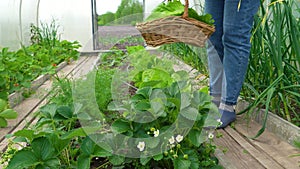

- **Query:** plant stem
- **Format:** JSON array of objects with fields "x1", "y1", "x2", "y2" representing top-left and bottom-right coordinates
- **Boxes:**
[{"x1": 96, "y1": 160, "x2": 110, "y2": 169}]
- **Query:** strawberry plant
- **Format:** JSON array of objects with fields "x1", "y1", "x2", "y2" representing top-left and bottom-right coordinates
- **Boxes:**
[
  {"x1": 71, "y1": 46, "x2": 222, "y2": 168},
  {"x1": 2, "y1": 46, "x2": 223, "y2": 169},
  {"x1": 0, "y1": 21, "x2": 81, "y2": 101},
  {"x1": 0, "y1": 99, "x2": 17, "y2": 128}
]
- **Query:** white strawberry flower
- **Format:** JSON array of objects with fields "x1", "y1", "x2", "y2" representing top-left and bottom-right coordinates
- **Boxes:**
[
  {"x1": 169, "y1": 136, "x2": 175, "y2": 144},
  {"x1": 175, "y1": 135, "x2": 183, "y2": 143},
  {"x1": 208, "y1": 133, "x2": 214, "y2": 139},
  {"x1": 217, "y1": 119, "x2": 223, "y2": 126},
  {"x1": 137, "y1": 141, "x2": 145, "y2": 152},
  {"x1": 154, "y1": 130, "x2": 159, "y2": 137}
]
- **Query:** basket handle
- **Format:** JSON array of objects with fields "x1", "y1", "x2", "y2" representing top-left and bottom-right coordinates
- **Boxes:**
[{"x1": 182, "y1": 0, "x2": 189, "y2": 19}]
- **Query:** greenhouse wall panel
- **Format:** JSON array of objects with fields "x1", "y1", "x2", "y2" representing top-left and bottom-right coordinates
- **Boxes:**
[
  {"x1": 20, "y1": 0, "x2": 39, "y2": 47},
  {"x1": 35, "y1": 0, "x2": 94, "y2": 51},
  {"x1": 0, "y1": 0, "x2": 94, "y2": 52},
  {"x1": 0, "y1": 0, "x2": 22, "y2": 50}
]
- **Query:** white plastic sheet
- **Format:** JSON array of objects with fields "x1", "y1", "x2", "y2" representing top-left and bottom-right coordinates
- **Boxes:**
[{"x1": 0, "y1": 0, "x2": 94, "y2": 52}]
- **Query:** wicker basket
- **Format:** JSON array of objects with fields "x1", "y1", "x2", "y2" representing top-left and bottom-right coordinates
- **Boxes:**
[{"x1": 136, "y1": 0, "x2": 215, "y2": 47}]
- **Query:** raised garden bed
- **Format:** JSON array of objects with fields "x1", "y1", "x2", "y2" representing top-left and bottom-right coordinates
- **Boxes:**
[
  {"x1": 1, "y1": 48, "x2": 299, "y2": 169},
  {"x1": 0, "y1": 48, "x2": 224, "y2": 169},
  {"x1": 0, "y1": 55, "x2": 99, "y2": 151},
  {"x1": 8, "y1": 60, "x2": 69, "y2": 108},
  {"x1": 236, "y1": 101, "x2": 300, "y2": 146}
]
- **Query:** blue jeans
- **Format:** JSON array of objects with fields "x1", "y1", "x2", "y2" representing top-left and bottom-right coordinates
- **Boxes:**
[{"x1": 205, "y1": 0, "x2": 260, "y2": 105}]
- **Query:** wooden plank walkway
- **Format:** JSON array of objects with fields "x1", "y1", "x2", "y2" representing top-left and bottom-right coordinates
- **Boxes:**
[
  {"x1": 170, "y1": 53, "x2": 300, "y2": 169},
  {"x1": 215, "y1": 115, "x2": 300, "y2": 169},
  {"x1": 1, "y1": 53, "x2": 300, "y2": 169}
]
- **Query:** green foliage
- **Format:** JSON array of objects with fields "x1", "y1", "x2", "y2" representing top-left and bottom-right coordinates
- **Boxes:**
[
  {"x1": 95, "y1": 69, "x2": 115, "y2": 112},
  {"x1": 102, "y1": 46, "x2": 221, "y2": 168},
  {"x1": 7, "y1": 137, "x2": 60, "y2": 169},
  {"x1": 241, "y1": 0, "x2": 300, "y2": 127},
  {"x1": 186, "y1": 8, "x2": 215, "y2": 26},
  {"x1": 160, "y1": 42, "x2": 209, "y2": 75},
  {"x1": 291, "y1": 140, "x2": 300, "y2": 162},
  {"x1": 0, "y1": 141, "x2": 19, "y2": 166},
  {"x1": 0, "y1": 21, "x2": 81, "y2": 101},
  {"x1": 98, "y1": 0, "x2": 143, "y2": 25},
  {"x1": 113, "y1": 35, "x2": 145, "y2": 49},
  {"x1": 0, "y1": 99, "x2": 17, "y2": 128},
  {"x1": 97, "y1": 12, "x2": 115, "y2": 26},
  {"x1": 30, "y1": 20, "x2": 59, "y2": 46},
  {"x1": 3, "y1": 102, "x2": 87, "y2": 168},
  {"x1": 1, "y1": 77, "x2": 96, "y2": 167},
  {"x1": 49, "y1": 78, "x2": 73, "y2": 106},
  {"x1": 2, "y1": 46, "x2": 221, "y2": 169},
  {"x1": 134, "y1": 68, "x2": 174, "y2": 88},
  {"x1": 36, "y1": 103, "x2": 77, "y2": 130},
  {"x1": 146, "y1": 0, "x2": 214, "y2": 25},
  {"x1": 100, "y1": 50, "x2": 126, "y2": 68},
  {"x1": 115, "y1": 0, "x2": 143, "y2": 24},
  {"x1": 126, "y1": 45, "x2": 174, "y2": 76},
  {"x1": 77, "y1": 137, "x2": 112, "y2": 169},
  {"x1": 146, "y1": 0, "x2": 185, "y2": 21},
  {"x1": 107, "y1": 79, "x2": 220, "y2": 168}
]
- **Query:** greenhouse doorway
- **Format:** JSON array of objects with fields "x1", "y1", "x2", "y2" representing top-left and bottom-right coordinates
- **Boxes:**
[{"x1": 94, "y1": 0, "x2": 145, "y2": 50}]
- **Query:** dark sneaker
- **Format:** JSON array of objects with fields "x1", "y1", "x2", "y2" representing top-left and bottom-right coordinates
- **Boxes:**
[{"x1": 217, "y1": 109, "x2": 236, "y2": 129}]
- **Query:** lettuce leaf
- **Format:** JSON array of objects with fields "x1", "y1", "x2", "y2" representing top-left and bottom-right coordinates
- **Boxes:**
[
  {"x1": 146, "y1": 0, "x2": 184, "y2": 21},
  {"x1": 134, "y1": 68, "x2": 173, "y2": 88},
  {"x1": 146, "y1": 0, "x2": 214, "y2": 26}
]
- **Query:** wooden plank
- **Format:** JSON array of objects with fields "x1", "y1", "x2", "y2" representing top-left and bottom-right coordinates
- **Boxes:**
[
  {"x1": 236, "y1": 101, "x2": 300, "y2": 146},
  {"x1": 224, "y1": 127, "x2": 284, "y2": 169},
  {"x1": 0, "y1": 99, "x2": 48, "y2": 152},
  {"x1": 235, "y1": 115, "x2": 300, "y2": 169},
  {"x1": 70, "y1": 55, "x2": 99, "y2": 78},
  {"x1": 214, "y1": 129, "x2": 265, "y2": 169},
  {"x1": 58, "y1": 56, "x2": 90, "y2": 78}
]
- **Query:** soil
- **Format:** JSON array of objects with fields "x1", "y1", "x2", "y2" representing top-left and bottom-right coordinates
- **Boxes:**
[{"x1": 96, "y1": 25, "x2": 144, "y2": 50}]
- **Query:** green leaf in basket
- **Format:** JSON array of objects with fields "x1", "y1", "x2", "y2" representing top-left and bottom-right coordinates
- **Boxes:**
[
  {"x1": 146, "y1": 0, "x2": 185, "y2": 21},
  {"x1": 146, "y1": 0, "x2": 214, "y2": 25}
]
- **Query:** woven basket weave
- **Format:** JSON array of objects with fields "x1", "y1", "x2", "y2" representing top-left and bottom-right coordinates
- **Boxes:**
[{"x1": 136, "y1": 0, "x2": 215, "y2": 47}]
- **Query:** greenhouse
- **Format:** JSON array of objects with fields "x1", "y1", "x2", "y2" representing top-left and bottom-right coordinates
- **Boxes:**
[{"x1": 0, "y1": 0, "x2": 300, "y2": 168}]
